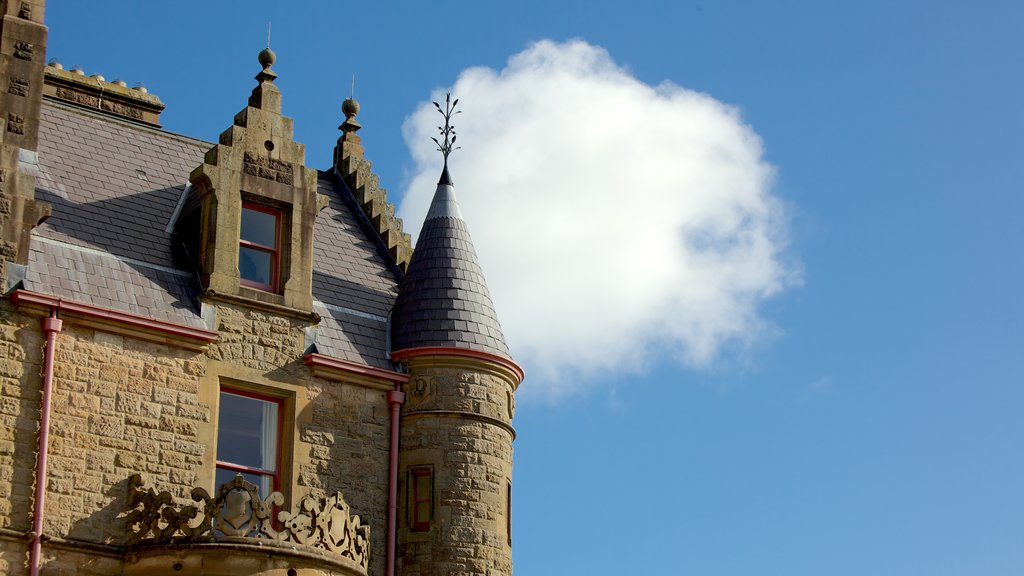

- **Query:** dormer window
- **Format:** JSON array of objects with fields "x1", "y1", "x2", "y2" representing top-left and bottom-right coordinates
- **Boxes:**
[
  {"x1": 179, "y1": 49, "x2": 328, "y2": 314},
  {"x1": 239, "y1": 203, "x2": 280, "y2": 291}
]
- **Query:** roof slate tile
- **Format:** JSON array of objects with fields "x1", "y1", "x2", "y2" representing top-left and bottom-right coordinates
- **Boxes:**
[{"x1": 30, "y1": 100, "x2": 401, "y2": 369}]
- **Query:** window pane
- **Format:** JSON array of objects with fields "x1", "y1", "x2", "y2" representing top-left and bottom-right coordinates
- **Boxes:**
[
  {"x1": 414, "y1": 501, "x2": 430, "y2": 525},
  {"x1": 416, "y1": 474, "x2": 431, "y2": 501},
  {"x1": 241, "y1": 206, "x2": 277, "y2": 247},
  {"x1": 216, "y1": 467, "x2": 274, "y2": 497},
  {"x1": 239, "y1": 246, "x2": 272, "y2": 286},
  {"x1": 217, "y1": 391, "x2": 278, "y2": 471}
]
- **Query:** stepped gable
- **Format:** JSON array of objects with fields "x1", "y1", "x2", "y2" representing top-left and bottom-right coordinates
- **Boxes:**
[
  {"x1": 390, "y1": 165, "x2": 510, "y2": 357},
  {"x1": 333, "y1": 97, "x2": 413, "y2": 272},
  {"x1": 26, "y1": 97, "x2": 400, "y2": 368}
]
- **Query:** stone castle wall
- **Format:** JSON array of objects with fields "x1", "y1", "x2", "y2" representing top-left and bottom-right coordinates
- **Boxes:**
[{"x1": 0, "y1": 299, "x2": 392, "y2": 576}]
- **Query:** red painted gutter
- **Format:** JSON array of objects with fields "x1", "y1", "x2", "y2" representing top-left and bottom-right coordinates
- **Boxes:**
[
  {"x1": 303, "y1": 353, "x2": 410, "y2": 384},
  {"x1": 29, "y1": 309, "x2": 62, "y2": 576},
  {"x1": 9, "y1": 290, "x2": 219, "y2": 344}
]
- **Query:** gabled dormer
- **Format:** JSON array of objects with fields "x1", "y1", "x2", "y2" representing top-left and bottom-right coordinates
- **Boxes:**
[{"x1": 175, "y1": 48, "x2": 327, "y2": 317}]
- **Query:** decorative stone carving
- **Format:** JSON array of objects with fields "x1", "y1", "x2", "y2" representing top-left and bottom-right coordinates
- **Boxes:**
[
  {"x1": 413, "y1": 377, "x2": 433, "y2": 401},
  {"x1": 8, "y1": 77, "x2": 28, "y2": 97},
  {"x1": 124, "y1": 473, "x2": 370, "y2": 570},
  {"x1": 13, "y1": 41, "x2": 33, "y2": 60},
  {"x1": 7, "y1": 113, "x2": 25, "y2": 135},
  {"x1": 53, "y1": 86, "x2": 144, "y2": 120},
  {"x1": 243, "y1": 151, "x2": 294, "y2": 184}
]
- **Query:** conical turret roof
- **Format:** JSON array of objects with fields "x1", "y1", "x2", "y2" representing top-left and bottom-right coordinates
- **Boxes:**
[{"x1": 391, "y1": 170, "x2": 510, "y2": 358}]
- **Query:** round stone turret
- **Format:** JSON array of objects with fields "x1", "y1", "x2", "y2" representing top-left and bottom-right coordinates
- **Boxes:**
[{"x1": 393, "y1": 165, "x2": 522, "y2": 576}]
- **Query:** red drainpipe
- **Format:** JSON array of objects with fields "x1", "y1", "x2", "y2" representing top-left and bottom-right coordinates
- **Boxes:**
[
  {"x1": 386, "y1": 386, "x2": 406, "y2": 576},
  {"x1": 30, "y1": 308, "x2": 62, "y2": 576}
]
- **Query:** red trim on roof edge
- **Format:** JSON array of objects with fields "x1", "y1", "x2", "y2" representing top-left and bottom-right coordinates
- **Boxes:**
[
  {"x1": 390, "y1": 346, "x2": 525, "y2": 384},
  {"x1": 9, "y1": 290, "x2": 219, "y2": 343},
  {"x1": 303, "y1": 353, "x2": 410, "y2": 384}
]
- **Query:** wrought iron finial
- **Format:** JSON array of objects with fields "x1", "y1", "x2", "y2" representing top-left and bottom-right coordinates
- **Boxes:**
[{"x1": 431, "y1": 93, "x2": 461, "y2": 178}]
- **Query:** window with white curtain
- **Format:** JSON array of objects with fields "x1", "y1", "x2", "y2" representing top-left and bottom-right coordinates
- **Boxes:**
[{"x1": 215, "y1": 389, "x2": 281, "y2": 496}]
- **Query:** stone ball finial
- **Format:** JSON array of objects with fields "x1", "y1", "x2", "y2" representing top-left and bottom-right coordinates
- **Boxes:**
[
  {"x1": 258, "y1": 48, "x2": 276, "y2": 69},
  {"x1": 342, "y1": 97, "x2": 360, "y2": 118}
]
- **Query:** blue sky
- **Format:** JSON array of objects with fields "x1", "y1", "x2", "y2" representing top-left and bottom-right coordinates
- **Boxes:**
[{"x1": 47, "y1": 1, "x2": 1023, "y2": 574}]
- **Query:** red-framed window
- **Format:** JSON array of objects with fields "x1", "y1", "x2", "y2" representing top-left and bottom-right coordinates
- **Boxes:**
[
  {"x1": 410, "y1": 466, "x2": 433, "y2": 532},
  {"x1": 239, "y1": 203, "x2": 281, "y2": 292},
  {"x1": 215, "y1": 388, "x2": 283, "y2": 497}
]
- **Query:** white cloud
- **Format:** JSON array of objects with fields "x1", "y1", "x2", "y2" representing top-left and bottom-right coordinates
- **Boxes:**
[{"x1": 398, "y1": 39, "x2": 798, "y2": 400}]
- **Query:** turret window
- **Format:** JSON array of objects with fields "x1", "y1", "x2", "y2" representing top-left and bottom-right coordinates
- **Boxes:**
[
  {"x1": 239, "y1": 203, "x2": 280, "y2": 291},
  {"x1": 410, "y1": 466, "x2": 433, "y2": 531}
]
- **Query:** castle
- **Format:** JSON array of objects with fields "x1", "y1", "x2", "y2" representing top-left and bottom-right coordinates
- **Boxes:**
[{"x1": 0, "y1": 1, "x2": 523, "y2": 574}]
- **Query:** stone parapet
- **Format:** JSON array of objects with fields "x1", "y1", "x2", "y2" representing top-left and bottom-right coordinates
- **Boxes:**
[{"x1": 42, "y1": 64, "x2": 165, "y2": 127}]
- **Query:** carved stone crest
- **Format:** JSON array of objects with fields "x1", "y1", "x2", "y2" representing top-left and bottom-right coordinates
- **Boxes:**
[{"x1": 124, "y1": 473, "x2": 370, "y2": 570}]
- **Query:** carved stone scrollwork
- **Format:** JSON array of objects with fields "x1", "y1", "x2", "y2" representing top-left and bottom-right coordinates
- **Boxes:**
[{"x1": 124, "y1": 473, "x2": 370, "y2": 571}]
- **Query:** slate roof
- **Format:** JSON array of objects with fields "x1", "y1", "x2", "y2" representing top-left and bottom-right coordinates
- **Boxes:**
[
  {"x1": 391, "y1": 177, "x2": 510, "y2": 358},
  {"x1": 28, "y1": 99, "x2": 401, "y2": 369}
]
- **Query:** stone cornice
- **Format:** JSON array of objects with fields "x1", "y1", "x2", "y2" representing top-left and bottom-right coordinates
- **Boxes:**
[
  {"x1": 391, "y1": 346, "x2": 524, "y2": 389},
  {"x1": 401, "y1": 409, "x2": 517, "y2": 440}
]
